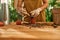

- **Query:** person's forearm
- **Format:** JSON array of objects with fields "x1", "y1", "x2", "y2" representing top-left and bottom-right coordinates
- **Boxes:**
[
  {"x1": 14, "y1": 0, "x2": 18, "y2": 9},
  {"x1": 17, "y1": 0, "x2": 23, "y2": 9},
  {"x1": 16, "y1": 0, "x2": 23, "y2": 13},
  {"x1": 40, "y1": 0, "x2": 48, "y2": 11}
]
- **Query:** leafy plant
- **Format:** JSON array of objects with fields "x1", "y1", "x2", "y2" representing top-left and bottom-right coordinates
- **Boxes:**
[
  {"x1": 9, "y1": 0, "x2": 60, "y2": 22},
  {"x1": 9, "y1": 0, "x2": 22, "y2": 22},
  {"x1": 46, "y1": 0, "x2": 57, "y2": 22}
]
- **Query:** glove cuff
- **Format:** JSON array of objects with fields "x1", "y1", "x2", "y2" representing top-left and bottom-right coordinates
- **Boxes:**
[{"x1": 37, "y1": 8, "x2": 42, "y2": 12}]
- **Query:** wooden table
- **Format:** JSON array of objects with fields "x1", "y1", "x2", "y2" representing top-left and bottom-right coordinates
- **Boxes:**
[{"x1": 0, "y1": 22, "x2": 60, "y2": 40}]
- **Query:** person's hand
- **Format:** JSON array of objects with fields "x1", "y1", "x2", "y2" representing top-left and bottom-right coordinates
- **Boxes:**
[
  {"x1": 30, "y1": 8, "x2": 42, "y2": 17},
  {"x1": 18, "y1": 8, "x2": 30, "y2": 16}
]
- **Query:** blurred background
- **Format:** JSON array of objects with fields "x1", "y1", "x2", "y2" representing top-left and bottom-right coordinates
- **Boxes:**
[{"x1": 0, "y1": 0, "x2": 60, "y2": 22}]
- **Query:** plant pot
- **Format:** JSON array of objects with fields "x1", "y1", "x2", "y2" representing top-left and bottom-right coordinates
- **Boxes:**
[
  {"x1": 30, "y1": 17, "x2": 36, "y2": 24},
  {"x1": 16, "y1": 20, "x2": 22, "y2": 25},
  {"x1": 52, "y1": 8, "x2": 60, "y2": 25},
  {"x1": 0, "y1": 22, "x2": 4, "y2": 26}
]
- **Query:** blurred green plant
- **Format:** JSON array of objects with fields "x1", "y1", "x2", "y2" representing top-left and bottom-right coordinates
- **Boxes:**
[
  {"x1": 46, "y1": 0, "x2": 57, "y2": 22},
  {"x1": 9, "y1": 0, "x2": 22, "y2": 22},
  {"x1": 9, "y1": 0, "x2": 60, "y2": 22}
]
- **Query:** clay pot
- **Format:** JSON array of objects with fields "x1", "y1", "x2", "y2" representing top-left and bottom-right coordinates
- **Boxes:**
[
  {"x1": 16, "y1": 20, "x2": 22, "y2": 25},
  {"x1": 30, "y1": 17, "x2": 36, "y2": 24},
  {"x1": 52, "y1": 8, "x2": 60, "y2": 25},
  {"x1": 0, "y1": 22, "x2": 4, "y2": 26}
]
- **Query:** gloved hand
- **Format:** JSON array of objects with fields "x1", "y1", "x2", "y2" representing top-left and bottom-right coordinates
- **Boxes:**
[
  {"x1": 19, "y1": 8, "x2": 30, "y2": 16},
  {"x1": 30, "y1": 8, "x2": 42, "y2": 17}
]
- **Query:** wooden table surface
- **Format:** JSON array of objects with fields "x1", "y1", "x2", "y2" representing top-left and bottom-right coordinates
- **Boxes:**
[{"x1": 0, "y1": 22, "x2": 60, "y2": 40}]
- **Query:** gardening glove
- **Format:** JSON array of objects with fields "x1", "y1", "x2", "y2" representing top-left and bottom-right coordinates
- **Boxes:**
[
  {"x1": 17, "y1": 2, "x2": 30, "y2": 16},
  {"x1": 30, "y1": 8, "x2": 42, "y2": 17},
  {"x1": 19, "y1": 8, "x2": 30, "y2": 16}
]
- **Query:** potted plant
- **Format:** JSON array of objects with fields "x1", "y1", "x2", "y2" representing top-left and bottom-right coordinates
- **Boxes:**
[{"x1": 52, "y1": 1, "x2": 60, "y2": 25}]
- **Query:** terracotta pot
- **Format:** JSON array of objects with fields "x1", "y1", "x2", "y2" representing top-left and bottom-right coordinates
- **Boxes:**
[
  {"x1": 0, "y1": 22, "x2": 4, "y2": 26},
  {"x1": 16, "y1": 20, "x2": 22, "y2": 25},
  {"x1": 52, "y1": 8, "x2": 60, "y2": 25},
  {"x1": 30, "y1": 17, "x2": 36, "y2": 24}
]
